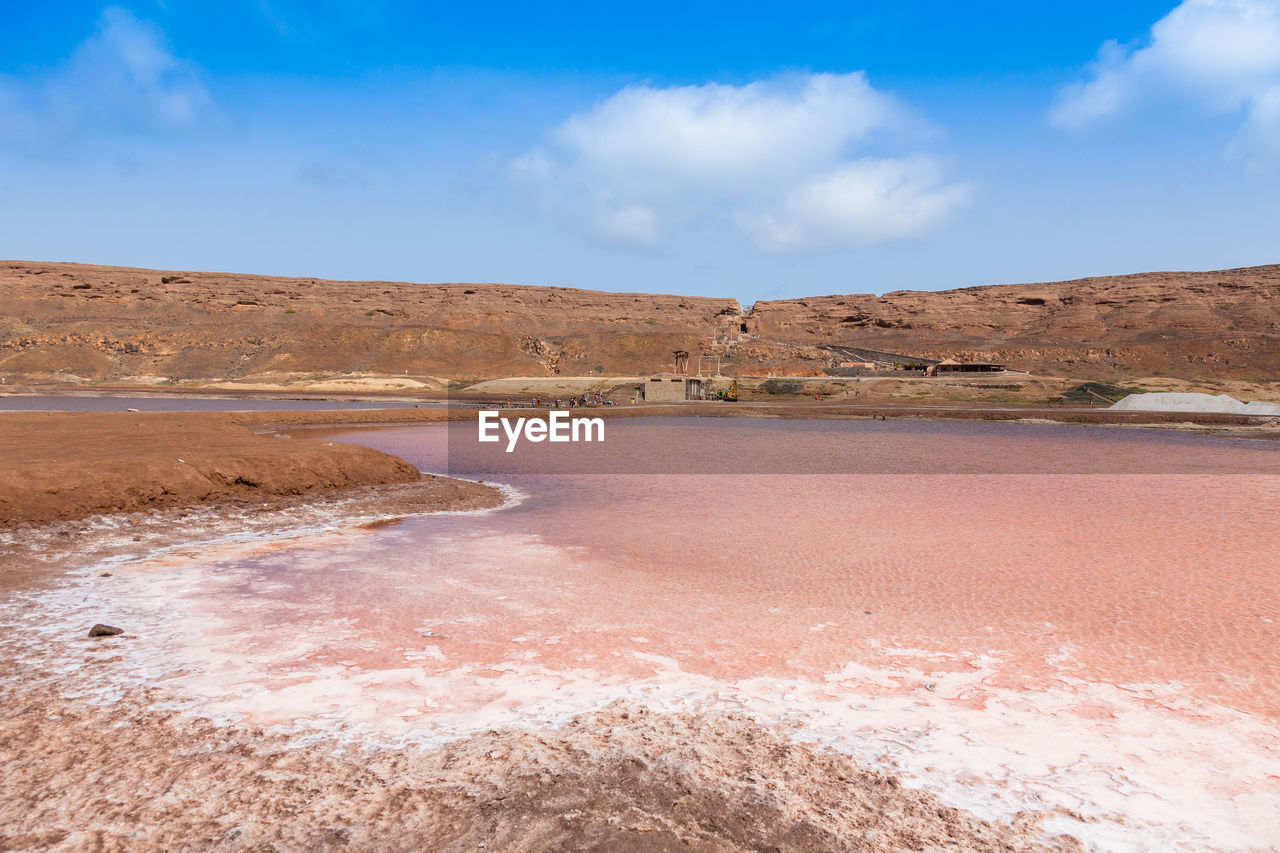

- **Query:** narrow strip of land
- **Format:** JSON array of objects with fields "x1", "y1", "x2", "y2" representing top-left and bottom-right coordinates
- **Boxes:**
[
  {"x1": 229, "y1": 398, "x2": 1277, "y2": 438},
  {"x1": 0, "y1": 410, "x2": 495, "y2": 526}
]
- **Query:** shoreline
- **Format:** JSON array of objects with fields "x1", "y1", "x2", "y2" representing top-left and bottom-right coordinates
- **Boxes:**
[
  {"x1": 0, "y1": 410, "x2": 498, "y2": 528},
  {"x1": 4, "y1": 401, "x2": 1275, "y2": 528},
  {"x1": 0, "y1": 476, "x2": 508, "y2": 596},
  {"x1": 233, "y1": 399, "x2": 1280, "y2": 443},
  {"x1": 6, "y1": 381, "x2": 1276, "y2": 435},
  {"x1": 4, "y1": 400, "x2": 1275, "y2": 534}
]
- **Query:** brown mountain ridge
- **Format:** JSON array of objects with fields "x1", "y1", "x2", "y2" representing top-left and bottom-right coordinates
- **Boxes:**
[{"x1": 1, "y1": 260, "x2": 1277, "y2": 383}]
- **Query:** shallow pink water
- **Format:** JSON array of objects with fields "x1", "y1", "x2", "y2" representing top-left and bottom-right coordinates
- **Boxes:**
[
  {"x1": 34, "y1": 419, "x2": 1280, "y2": 848},
  {"x1": 292, "y1": 420, "x2": 1280, "y2": 720}
]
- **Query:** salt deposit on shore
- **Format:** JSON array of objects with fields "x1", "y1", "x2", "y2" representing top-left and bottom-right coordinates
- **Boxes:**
[{"x1": 1111, "y1": 391, "x2": 1280, "y2": 415}]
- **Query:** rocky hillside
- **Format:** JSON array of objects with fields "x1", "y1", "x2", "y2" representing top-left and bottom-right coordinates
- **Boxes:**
[
  {"x1": 0, "y1": 262, "x2": 743, "y2": 382},
  {"x1": 1, "y1": 260, "x2": 1277, "y2": 382},
  {"x1": 747, "y1": 265, "x2": 1280, "y2": 379}
]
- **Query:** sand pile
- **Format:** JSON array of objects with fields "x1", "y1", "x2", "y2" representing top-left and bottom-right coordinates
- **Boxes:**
[
  {"x1": 1110, "y1": 392, "x2": 1280, "y2": 415},
  {"x1": 0, "y1": 686, "x2": 1081, "y2": 852}
]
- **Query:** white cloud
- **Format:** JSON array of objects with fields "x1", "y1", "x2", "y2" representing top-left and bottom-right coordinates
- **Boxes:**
[
  {"x1": 514, "y1": 73, "x2": 971, "y2": 252},
  {"x1": 0, "y1": 7, "x2": 212, "y2": 147},
  {"x1": 737, "y1": 157, "x2": 974, "y2": 252},
  {"x1": 1051, "y1": 0, "x2": 1280, "y2": 163}
]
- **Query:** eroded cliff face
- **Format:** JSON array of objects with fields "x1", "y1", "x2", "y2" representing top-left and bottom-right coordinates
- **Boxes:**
[
  {"x1": 747, "y1": 266, "x2": 1280, "y2": 378},
  {"x1": 1, "y1": 260, "x2": 1277, "y2": 382},
  {"x1": 0, "y1": 262, "x2": 743, "y2": 381}
]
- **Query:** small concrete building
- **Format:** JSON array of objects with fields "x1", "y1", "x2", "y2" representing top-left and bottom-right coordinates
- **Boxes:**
[{"x1": 643, "y1": 372, "x2": 706, "y2": 402}]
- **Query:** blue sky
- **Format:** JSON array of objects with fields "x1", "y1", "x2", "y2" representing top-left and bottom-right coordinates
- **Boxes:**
[{"x1": 2, "y1": 1, "x2": 1278, "y2": 302}]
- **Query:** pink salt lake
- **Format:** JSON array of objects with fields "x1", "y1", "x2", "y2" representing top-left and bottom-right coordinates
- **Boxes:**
[{"x1": 36, "y1": 419, "x2": 1280, "y2": 850}]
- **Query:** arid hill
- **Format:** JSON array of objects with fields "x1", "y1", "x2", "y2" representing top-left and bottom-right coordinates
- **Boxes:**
[
  {"x1": 1, "y1": 260, "x2": 1277, "y2": 382},
  {"x1": 748, "y1": 265, "x2": 1280, "y2": 379},
  {"x1": 0, "y1": 262, "x2": 746, "y2": 382}
]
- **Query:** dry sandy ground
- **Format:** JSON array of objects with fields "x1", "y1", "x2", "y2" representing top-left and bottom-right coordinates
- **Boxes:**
[
  {"x1": 229, "y1": 398, "x2": 1275, "y2": 438},
  {"x1": 0, "y1": 684, "x2": 1081, "y2": 853},
  {"x1": 465, "y1": 376, "x2": 647, "y2": 395},
  {"x1": 15, "y1": 369, "x2": 1280, "y2": 404},
  {"x1": 202, "y1": 374, "x2": 451, "y2": 394}
]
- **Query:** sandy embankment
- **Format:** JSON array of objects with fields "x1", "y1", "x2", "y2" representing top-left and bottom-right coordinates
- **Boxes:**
[
  {"x1": 0, "y1": 685, "x2": 1077, "y2": 852},
  {"x1": 235, "y1": 398, "x2": 1278, "y2": 441},
  {"x1": 0, "y1": 410, "x2": 497, "y2": 527}
]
